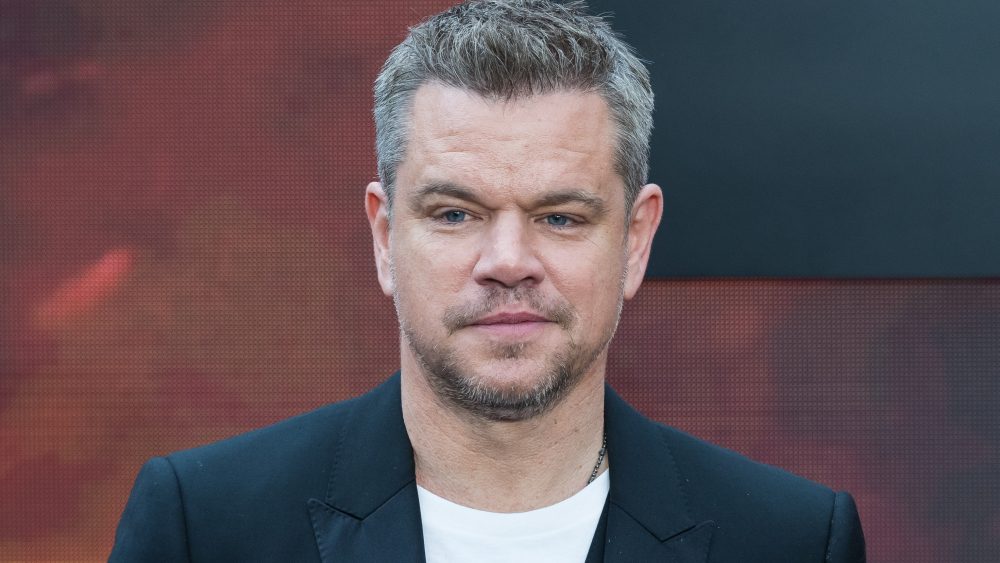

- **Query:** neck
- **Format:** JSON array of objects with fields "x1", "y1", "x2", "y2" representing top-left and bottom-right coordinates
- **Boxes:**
[{"x1": 400, "y1": 350, "x2": 608, "y2": 513}]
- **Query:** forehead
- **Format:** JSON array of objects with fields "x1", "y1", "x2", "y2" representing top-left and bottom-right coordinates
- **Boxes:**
[{"x1": 396, "y1": 83, "x2": 621, "y2": 202}]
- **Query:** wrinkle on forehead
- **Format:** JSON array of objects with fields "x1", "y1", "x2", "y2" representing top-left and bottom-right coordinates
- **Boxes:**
[
  {"x1": 411, "y1": 84, "x2": 613, "y2": 150},
  {"x1": 397, "y1": 83, "x2": 621, "y2": 204}
]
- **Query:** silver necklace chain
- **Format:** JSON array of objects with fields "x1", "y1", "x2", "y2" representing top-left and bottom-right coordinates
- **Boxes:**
[{"x1": 586, "y1": 432, "x2": 608, "y2": 485}]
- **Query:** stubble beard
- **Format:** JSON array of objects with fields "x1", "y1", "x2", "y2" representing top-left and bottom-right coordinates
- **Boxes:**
[{"x1": 395, "y1": 283, "x2": 623, "y2": 422}]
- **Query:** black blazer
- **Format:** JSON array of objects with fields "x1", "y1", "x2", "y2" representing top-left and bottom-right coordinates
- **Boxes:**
[{"x1": 110, "y1": 373, "x2": 865, "y2": 562}]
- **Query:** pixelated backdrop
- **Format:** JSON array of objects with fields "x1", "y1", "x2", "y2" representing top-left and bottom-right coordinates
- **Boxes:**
[{"x1": 1, "y1": 2, "x2": 997, "y2": 561}]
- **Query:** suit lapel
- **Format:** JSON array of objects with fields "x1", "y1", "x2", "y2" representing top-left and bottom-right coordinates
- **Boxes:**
[
  {"x1": 308, "y1": 374, "x2": 426, "y2": 562},
  {"x1": 306, "y1": 376, "x2": 714, "y2": 562},
  {"x1": 601, "y1": 385, "x2": 716, "y2": 562},
  {"x1": 308, "y1": 487, "x2": 424, "y2": 563}
]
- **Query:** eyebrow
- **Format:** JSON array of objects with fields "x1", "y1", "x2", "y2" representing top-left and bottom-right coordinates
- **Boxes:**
[
  {"x1": 409, "y1": 181, "x2": 608, "y2": 218},
  {"x1": 409, "y1": 181, "x2": 485, "y2": 212},
  {"x1": 533, "y1": 189, "x2": 608, "y2": 218}
]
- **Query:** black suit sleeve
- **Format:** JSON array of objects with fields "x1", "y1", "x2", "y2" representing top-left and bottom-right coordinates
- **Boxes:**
[
  {"x1": 109, "y1": 457, "x2": 191, "y2": 562},
  {"x1": 824, "y1": 491, "x2": 866, "y2": 562}
]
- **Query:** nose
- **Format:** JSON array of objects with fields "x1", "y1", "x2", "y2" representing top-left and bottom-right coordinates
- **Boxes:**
[{"x1": 471, "y1": 214, "x2": 546, "y2": 288}]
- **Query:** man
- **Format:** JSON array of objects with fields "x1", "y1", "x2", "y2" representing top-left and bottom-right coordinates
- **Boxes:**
[{"x1": 111, "y1": 1, "x2": 866, "y2": 561}]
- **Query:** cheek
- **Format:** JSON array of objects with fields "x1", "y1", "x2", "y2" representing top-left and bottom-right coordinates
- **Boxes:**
[
  {"x1": 545, "y1": 246, "x2": 625, "y2": 312},
  {"x1": 392, "y1": 230, "x2": 476, "y2": 294}
]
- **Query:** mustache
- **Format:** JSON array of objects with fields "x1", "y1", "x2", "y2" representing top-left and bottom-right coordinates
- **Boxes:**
[{"x1": 442, "y1": 287, "x2": 574, "y2": 334}]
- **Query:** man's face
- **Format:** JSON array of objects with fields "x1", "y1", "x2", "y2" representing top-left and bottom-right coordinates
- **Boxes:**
[{"x1": 367, "y1": 83, "x2": 660, "y2": 420}]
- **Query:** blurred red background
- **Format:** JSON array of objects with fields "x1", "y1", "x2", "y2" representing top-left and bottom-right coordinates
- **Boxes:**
[{"x1": 1, "y1": 2, "x2": 997, "y2": 561}]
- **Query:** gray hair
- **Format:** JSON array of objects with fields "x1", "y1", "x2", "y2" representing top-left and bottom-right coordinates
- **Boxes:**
[{"x1": 373, "y1": 0, "x2": 654, "y2": 210}]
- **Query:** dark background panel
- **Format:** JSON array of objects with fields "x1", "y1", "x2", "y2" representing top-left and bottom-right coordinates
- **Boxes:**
[
  {"x1": 587, "y1": 0, "x2": 1000, "y2": 276},
  {"x1": 1, "y1": 2, "x2": 998, "y2": 562}
]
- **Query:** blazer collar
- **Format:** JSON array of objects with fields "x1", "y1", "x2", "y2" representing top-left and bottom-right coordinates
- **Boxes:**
[
  {"x1": 603, "y1": 384, "x2": 716, "y2": 561},
  {"x1": 308, "y1": 374, "x2": 714, "y2": 562},
  {"x1": 308, "y1": 373, "x2": 425, "y2": 562}
]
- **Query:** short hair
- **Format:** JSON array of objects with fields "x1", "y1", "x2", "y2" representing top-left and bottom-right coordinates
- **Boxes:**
[{"x1": 374, "y1": 0, "x2": 654, "y2": 210}]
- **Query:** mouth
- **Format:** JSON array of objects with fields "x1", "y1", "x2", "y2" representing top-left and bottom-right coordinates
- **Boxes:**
[
  {"x1": 472, "y1": 311, "x2": 550, "y2": 325},
  {"x1": 467, "y1": 311, "x2": 553, "y2": 338}
]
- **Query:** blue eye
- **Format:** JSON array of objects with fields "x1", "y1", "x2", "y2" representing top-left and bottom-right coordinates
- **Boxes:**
[
  {"x1": 546, "y1": 214, "x2": 571, "y2": 227},
  {"x1": 442, "y1": 210, "x2": 467, "y2": 223}
]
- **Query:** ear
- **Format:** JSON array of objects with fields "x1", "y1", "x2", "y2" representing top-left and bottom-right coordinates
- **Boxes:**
[
  {"x1": 365, "y1": 181, "x2": 394, "y2": 297},
  {"x1": 623, "y1": 183, "x2": 663, "y2": 300}
]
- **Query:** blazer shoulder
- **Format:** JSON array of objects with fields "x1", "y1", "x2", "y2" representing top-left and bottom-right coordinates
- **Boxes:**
[
  {"x1": 168, "y1": 374, "x2": 398, "y2": 473},
  {"x1": 114, "y1": 376, "x2": 399, "y2": 561},
  {"x1": 159, "y1": 375, "x2": 399, "y2": 511},
  {"x1": 658, "y1": 422, "x2": 834, "y2": 500},
  {"x1": 655, "y1": 423, "x2": 862, "y2": 561},
  {"x1": 166, "y1": 394, "x2": 348, "y2": 475}
]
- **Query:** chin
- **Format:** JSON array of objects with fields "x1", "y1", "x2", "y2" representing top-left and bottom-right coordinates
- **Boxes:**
[
  {"x1": 472, "y1": 363, "x2": 551, "y2": 392},
  {"x1": 404, "y1": 323, "x2": 604, "y2": 421},
  {"x1": 426, "y1": 355, "x2": 580, "y2": 422}
]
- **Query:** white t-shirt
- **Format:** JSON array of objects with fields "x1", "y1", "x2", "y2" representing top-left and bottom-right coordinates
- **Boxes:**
[{"x1": 417, "y1": 470, "x2": 609, "y2": 563}]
